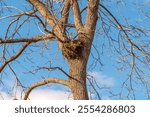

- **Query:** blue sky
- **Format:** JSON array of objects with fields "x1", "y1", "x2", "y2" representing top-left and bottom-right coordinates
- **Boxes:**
[{"x1": 0, "y1": 0, "x2": 150, "y2": 100}]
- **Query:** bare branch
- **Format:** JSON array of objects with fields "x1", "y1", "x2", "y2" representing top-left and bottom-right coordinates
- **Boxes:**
[
  {"x1": 36, "y1": 66, "x2": 83, "y2": 83},
  {"x1": 0, "y1": 34, "x2": 55, "y2": 44},
  {"x1": 61, "y1": 0, "x2": 71, "y2": 25},
  {"x1": 71, "y1": 0, "x2": 83, "y2": 30},
  {"x1": 24, "y1": 78, "x2": 69, "y2": 100},
  {"x1": 85, "y1": 0, "x2": 99, "y2": 33},
  {"x1": 27, "y1": 0, "x2": 69, "y2": 42},
  {"x1": 0, "y1": 42, "x2": 30, "y2": 72},
  {"x1": 27, "y1": 0, "x2": 57, "y2": 27},
  {"x1": 0, "y1": 10, "x2": 36, "y2": 20}
]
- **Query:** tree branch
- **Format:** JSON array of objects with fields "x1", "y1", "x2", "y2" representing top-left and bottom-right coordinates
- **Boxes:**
[
  {"x1": 27, "y1": 0, "x2": 68, "y2": 42},
  {"x1": 99, "y1": 3, "x2": 148, "y2": 73},
  {"x1": 0, "y1": 42, "x2": 30, "y2": 72},
  {"x1": 61, "y1": 0, "x2": 71, "y2": 26},
  {"x1": 27, "y1": 0, "x2": 56, "y2": 27},
  {"x1": 72, "y1": 0, "x2": 83, "y2": 30},
  {"x1": 85, "y1": 0, "x2": 99, "y2": 32},
  {"x1": 0, "y1": 34, "x2": 55, "y2": 44},
  {"x1": 24, "y1": 78, "x2": 69, "y2": 100}
]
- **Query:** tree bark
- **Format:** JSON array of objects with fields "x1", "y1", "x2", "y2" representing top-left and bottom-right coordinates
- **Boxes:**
[
  {"x1": 69, "y1": 59, "x2": 89, "y2": 100},
  {"x1": 67, "y1": 34, "x2": 93, "y2": 100}
]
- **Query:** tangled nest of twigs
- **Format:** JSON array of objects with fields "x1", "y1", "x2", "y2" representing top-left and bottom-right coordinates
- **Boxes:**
[{"x1": 62, "y1": 40, "x2": 84, "y2": 60}]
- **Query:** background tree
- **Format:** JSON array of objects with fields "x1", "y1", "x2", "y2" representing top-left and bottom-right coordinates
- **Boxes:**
[{"x1": 0, "y1": 0, "x2": 149, "y2": 100}]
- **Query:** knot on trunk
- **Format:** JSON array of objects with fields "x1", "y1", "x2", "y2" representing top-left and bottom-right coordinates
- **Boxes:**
[{"x1": 62, "y1": 40, "x2": 84, "y2": 60}]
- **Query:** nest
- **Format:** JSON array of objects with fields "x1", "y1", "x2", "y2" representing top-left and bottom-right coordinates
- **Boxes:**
[{"x1": 62, "y1": 40, "x2": 84, "y2": 60}]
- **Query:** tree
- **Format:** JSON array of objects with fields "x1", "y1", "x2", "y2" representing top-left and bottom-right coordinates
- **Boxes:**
[{"x1": 0, "y1": 0, "x2": 149, "y2": 100}]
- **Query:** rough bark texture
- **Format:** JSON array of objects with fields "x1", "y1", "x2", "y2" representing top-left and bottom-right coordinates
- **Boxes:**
[
  {"x1": 69, "y1": 60, "x2": 89, "y2": 100},
  {"x1": 66, "y1": 32, "x2": 96, "y2": 100}
]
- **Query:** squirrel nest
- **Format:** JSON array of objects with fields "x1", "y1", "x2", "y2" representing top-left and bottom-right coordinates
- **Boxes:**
[{"x1": 62, "y1": 40, "x2": 84, "y2": 60}]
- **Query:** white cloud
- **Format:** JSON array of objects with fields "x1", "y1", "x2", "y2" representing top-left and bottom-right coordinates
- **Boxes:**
[
  {"x1": 28, "y1": 89, "x2": 72, "y2": 100},
  {"x1": 0, "y1": 72, "x2": 72, "y2": 100},
  {"x1": 1, "y1": 70, "x2": 115, "y2": 100},
  {"x1": 88, "y1": 71, "x2": 115, "y2": 87},
  {"x1": 0, "y1": 89, "x2": 72, "y2": 100}
]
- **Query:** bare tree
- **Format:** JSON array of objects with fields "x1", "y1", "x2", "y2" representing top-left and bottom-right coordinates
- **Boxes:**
[{"x1": 0, "y1": 0, "x2": 149, "y2": 100}]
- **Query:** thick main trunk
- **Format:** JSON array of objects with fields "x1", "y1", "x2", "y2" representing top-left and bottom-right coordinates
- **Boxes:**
[
  {"x1": 69, "y1": 60, "x2": 89, "y2": 100},
  {"x1": 65, "y1": 32, "x2": 93, "y2": 100}
]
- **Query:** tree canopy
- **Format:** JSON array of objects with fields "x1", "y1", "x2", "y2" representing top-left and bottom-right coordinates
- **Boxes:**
[{"x1": 0, "y1": 0, "x2": 150, "y2": 100}]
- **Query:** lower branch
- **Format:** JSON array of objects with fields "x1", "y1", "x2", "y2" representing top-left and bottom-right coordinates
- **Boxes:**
[
  {"x1": 23, "y1": 78, "x2": 69, "y2": 100},
  {"x1": 0, "y1": 42, "x2": 30, "y2": 72}
]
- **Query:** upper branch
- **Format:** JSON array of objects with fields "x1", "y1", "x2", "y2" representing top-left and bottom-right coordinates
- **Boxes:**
[
  {"x1": 27, "y1": 0, "x2": 57, "y2": 27},
  {"x1": 72, "y1": 0, "x2": 83, "y2": 30},
  {"x1": 85, "y1": 0, "x2": 100, "y2": 33},
  {"x1": 28, "y1": 0, "x2": 68, "y2": 42},
  {"x1": 61, "y1": 0, "x2": 71, "y2": 25},
  {"x1": 24, "y1": 78, "x2": 69, "y2": 100},
  {"x1": 99, "y1": 3, "x2": 148, "y2": 57}
]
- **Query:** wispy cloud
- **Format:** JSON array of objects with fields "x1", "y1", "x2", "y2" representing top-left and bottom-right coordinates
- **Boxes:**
[{"x1": 88, "y1": 71, "x2": 115, "y2": 87}]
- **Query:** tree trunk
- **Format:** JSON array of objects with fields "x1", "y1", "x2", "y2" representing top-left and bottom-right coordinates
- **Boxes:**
[
  {"x1": 61, "y1": 30, "x2": 94, "y2": 100},
  {"x1": 69, "y1": 59, "x2": 89, "y2": 100},
  {"x1": 66, "y1": 36, "x2": 92, "y2": 99}
]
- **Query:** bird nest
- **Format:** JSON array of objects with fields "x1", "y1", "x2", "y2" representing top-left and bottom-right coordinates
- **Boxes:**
[{"x1": 62, "y1": 40, "x2": 84, "y2": 60}]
